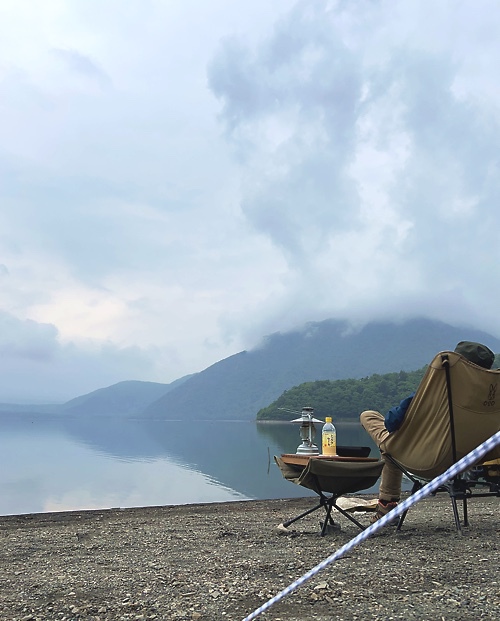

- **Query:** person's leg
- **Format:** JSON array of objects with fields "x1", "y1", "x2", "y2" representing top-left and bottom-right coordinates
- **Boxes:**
[
  {"x1": 360, "y1": 410, "x2": 389, "y2": 447},
  {"x1": 360, "y1": 410, "x2": 403, "y2": 520}
]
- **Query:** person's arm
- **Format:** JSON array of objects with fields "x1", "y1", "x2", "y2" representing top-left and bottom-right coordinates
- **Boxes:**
[{"x1": 384, "y1": 393, "x2": 415, "y2": 433}]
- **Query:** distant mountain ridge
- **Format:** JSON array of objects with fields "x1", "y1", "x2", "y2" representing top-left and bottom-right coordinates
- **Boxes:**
[
  {"x1": 3, "y1": 318, "x2": 500, "y2": 420},
  {"x1": 143, "y1": 318, "x2": 500, "y2": 421},
  {"x1": 59, "y1": 374, "x2": 195, "y2": 417},
  {"x1": 0, "y1": 375, "x2": 193, "y2": 417}
]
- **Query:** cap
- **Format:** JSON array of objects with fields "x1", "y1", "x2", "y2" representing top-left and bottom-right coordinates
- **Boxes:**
[{"x1": 454, "y1": 341, "x2": 495, "y2": 369}]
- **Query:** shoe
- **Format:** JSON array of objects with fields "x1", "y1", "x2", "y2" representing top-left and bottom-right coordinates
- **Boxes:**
[{"x1": 370, "y1": 499, "x2": 399, "y2": 524}]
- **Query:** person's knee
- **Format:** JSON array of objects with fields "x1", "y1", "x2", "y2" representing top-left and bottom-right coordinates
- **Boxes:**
[
  {"x1": 360, "y1": 409, "x2": 380, "y2": 427},
  {"x1": 360, "y1": 410, "x2": 370, "y2": 423}
]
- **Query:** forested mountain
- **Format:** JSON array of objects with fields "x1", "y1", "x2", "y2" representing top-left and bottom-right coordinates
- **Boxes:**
[
  {"x1": 4, "y1": 318, "x2": 498, "y2": 420},
  {"x1": 256, "y1": 367, "x2": 427, "y2": 421},
  {"x1": 59, "y1": 376, "x2": 193, "y2": 417},
  {"x1": 0, "y1": 376, "x2": 192, "y2": 418},
  {"x1": 143, "y1": 318, "x2": 500, "y2": 421},
  {"x1": 59, "y1": 381, "x2": 170, "y2": 417}
]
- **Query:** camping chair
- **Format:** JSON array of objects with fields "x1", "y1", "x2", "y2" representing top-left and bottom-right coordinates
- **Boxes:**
[
  {"x1": 466, "y1": 457, "x2": 500, "y2": 491},
  {"x1": 275, "y1": 454, "x2": 384, "y2": 536},
  {"x1": 380, "y1": 350, "x2": 500, "y2": 532}
]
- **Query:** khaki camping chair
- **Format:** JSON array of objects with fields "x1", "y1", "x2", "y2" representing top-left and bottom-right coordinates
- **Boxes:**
[
  {"x1": 381, "y1": 350, "x2": 500, "y2": 532},
  {"x1": 275, "y1": 454, "x2": 384, "y2": 536}
]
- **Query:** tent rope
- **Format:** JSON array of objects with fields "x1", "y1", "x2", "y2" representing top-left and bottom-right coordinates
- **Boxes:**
[{"x1": 242, "y1": 430, "x2": 500, "y2": 621}]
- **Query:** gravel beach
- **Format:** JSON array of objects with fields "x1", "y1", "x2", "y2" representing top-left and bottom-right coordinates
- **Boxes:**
[{"x1": 0, "y1": 494, "x2": 498, "y2": 621}]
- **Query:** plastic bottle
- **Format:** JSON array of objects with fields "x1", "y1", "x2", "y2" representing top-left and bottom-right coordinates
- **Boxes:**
[{"x1": 322, "y1": 417, "x2": 337, "y2": 456}]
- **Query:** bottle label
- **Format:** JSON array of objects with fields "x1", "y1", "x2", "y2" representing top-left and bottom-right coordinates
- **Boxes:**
[{"x1": 322, "y1": 432, "x2": 337, "y2": 456}]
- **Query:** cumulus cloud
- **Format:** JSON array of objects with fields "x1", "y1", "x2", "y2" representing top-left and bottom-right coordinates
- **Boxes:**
[
  {"x1": 208, "y1": 0, "x2": 500, "y2": 336},
  {"x1": 1, "y1": 0, "x2": 500, "y2": 400},
  {"x1": 50, "y1": 48, "x2": 112, "y2": 89},
  {"x1": 0, "y1": 312, "x2": 59, "y2": 361},
  {"x1": 0, "y1": 311, "x2": 160, "y2": 403}
]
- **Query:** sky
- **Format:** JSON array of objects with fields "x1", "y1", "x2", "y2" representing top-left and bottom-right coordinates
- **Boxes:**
[{"x1": 1, "y1": 0, "x2": 500, "y2": 402}]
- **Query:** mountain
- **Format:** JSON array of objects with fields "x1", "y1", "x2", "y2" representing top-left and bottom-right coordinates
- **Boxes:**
[
  {"x1": 4, "y1": 318, "x2": 498, "y2": 421},
  {"x1": 8, "y1": 375, "x2": 194, "y2": 418},
  {"x1": 58, "y1": 380, "x2": 172, "y2": 417},
  {"x1": 143, "y1": 318, "x2": 500, "y2": 421}
]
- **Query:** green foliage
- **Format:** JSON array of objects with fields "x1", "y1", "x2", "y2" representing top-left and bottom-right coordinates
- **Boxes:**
[
  {"x1": 256, "y1": 367, "x2": 427, "y2": 421},
  {"x1": 144, "y1": 319, "x2": 500, "y2": 421}
]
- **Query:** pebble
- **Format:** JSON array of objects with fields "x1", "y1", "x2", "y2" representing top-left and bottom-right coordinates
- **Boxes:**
[{"x1": 0, "y1": 496, "x2": 498, "y2": 621}]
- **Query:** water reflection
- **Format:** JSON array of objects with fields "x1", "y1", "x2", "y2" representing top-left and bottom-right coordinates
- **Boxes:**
[{"x1": 0, "y1": 415, "x2": 382, "y2": 516}]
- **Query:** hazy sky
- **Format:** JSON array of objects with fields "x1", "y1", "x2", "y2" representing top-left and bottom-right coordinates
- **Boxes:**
[{"x1": 2, "y1": 0, "x2": 500, "y2": 402}]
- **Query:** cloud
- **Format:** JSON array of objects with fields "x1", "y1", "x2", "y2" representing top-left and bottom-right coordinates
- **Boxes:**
[
  {"x1": 0, "y1": 311, "x2": 161, "y2": 403},
  {"x1": 1, "y1": 0, "x2": 500, "y2": 400},
  {"x1": 207, "y1": 0, "x2": 500, "y2": 335},
  {"x1": 0, "y1": 312, "x2": 59, "y2": 361},
  {"x1": 50, "y1": 47, "x2": 112, "y2": 89}
]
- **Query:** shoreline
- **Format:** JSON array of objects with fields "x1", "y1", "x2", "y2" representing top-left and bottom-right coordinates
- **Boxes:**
[{"x1": 0, "y1": 494, "x2": 498, "y2": 620}]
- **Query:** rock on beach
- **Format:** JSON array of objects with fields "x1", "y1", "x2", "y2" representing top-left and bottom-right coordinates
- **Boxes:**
[{"x1": 0, "y1": 494, "x2": 498, "y2": 621}]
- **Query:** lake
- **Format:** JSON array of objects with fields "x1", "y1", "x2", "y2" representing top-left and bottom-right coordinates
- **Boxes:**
[{"x1": 0, "y1": 415, "x2": 382, "y2": 516}]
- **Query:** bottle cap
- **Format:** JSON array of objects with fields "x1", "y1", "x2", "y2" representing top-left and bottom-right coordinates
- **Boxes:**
[{"x1": 325, "y1": 417, "x2": 332, "y2": 423}]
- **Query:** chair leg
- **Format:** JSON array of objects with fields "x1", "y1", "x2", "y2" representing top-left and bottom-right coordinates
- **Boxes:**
[
  {"x1": 330, "y1": 500, "x2": 365, "y2": 530},
  {"x1": 282, "y1": 494, "x2": 367, "y2": 535},
  {"x1": 282, "y1": 500, "x2": 325, "y2": 528},
  {"x1": 463, "y1": 497, "x2": 469, "y2": 527},
  {"x1": 396, "y1": 509, "x2": 408, "y2": 532},
  {"x1": 450, "y1": 496, "x2": 463, "y2": 533},
  {"x1": 396, "y1": 480, "x2": 423, "y2": 532},
  {"x1": 320, "y1": 504, "x2": 335, "y2": 536},
  {"x1": 318, "y1": 499, "x2": 365, "y2": 535}
]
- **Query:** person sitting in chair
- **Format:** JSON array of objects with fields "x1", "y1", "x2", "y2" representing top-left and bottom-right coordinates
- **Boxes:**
[{"x1": 360, "y1": 340, "x2": 495, "y2": 523}]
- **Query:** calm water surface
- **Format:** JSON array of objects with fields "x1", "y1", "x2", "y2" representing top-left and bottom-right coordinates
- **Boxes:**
[{"x1": 0, "y1": 415, "x2": 380, "y2": 516}]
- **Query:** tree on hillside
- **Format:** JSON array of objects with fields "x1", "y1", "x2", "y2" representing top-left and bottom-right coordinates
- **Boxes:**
[{"x1": 256, "y1": 367, "x2": 426, "y2": 421}]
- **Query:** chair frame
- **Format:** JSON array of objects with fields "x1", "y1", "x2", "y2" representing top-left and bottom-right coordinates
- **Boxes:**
[
  {"x1": 281, "y1": 475, "x2": 368, "y2": 536},
  {"x1": 384, "y1": 353, "x2": 500, "y2": 533},
  {"x1": 276, "y1": 455, "x2": 384, "y2": 536}
]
